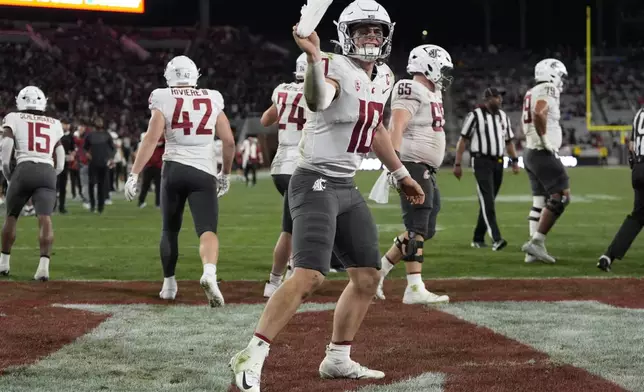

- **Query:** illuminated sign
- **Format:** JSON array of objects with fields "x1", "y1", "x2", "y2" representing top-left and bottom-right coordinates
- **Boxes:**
[
  {"x1": 358, "y1": 156, "x2": 579, "y2": 171},
  {"x1": 0, "y1": 0, "x2": 144, "y2": 13}
]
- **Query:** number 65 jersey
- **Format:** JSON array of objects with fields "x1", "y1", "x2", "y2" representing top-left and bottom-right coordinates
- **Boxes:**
[
  {"x1": 298, "y1": 53, "x2": 395, "y2": 178},
  {"x1": 2, "y1": 112, "x2": 64, "y2": 166},
  {"x1": 148, "y1": 87, "x2": 224, "y2": 176},
  {"x1": 391, "y1": 79, "x2": 445, "y2": 169}
]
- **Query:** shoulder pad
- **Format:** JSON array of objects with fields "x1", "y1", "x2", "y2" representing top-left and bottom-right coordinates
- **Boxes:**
[
  {"x1": 210, "y1": 90, "x2": 225, "y2": 109},
  {"x1": 148, "y1": 88, "x2": 167, "y2": 111},
  {"x1": 392, "y1": 79, "x2": 423, "y2": 103}
]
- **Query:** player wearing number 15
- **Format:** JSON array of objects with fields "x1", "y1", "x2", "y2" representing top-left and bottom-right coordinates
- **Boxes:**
[
  {"x1": 520, "y1": 58, "x2": 571, "y2": 264},
  {"x1": 0, "y1": 86, "x2": 65, "y2": 281},
  {"x1": 229, "y1": 1, "x2": 425, "y2": 391},
  {"x1": 124, "y1": 55, "x2": 236, "y2": 307}
]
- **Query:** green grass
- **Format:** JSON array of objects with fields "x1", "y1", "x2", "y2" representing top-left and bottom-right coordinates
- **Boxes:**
[{"x1": 2, "y1": 166, "x2": 643, "y2": 281}]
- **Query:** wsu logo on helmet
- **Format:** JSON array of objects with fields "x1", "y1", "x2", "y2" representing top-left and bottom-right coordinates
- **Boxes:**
[{"x1": 424, "y1": 48, "x2": 439, "y2": 58}]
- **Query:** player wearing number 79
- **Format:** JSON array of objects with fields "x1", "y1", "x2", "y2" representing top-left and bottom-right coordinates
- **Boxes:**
[
  {"x1": 229, "y1": 1, "x2": 425, "y2": 391},
  {"x1": 375, "y1": 44, "x2": 452, "y2": 305},
  {"x1": 124, "y1": 55, "x2": 236, "y2": 307},
  {"x1": 0, "y1": 86, "x2": 66, "y2": 281}
]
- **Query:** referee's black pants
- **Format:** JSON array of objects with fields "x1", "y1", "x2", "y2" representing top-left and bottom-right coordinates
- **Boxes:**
[
  {"x1": 604, "y1": 162, "x2": 644, "y2": 260},
  {"x1": 472, "y1": 155, "x2": 504, "y2": 243}
]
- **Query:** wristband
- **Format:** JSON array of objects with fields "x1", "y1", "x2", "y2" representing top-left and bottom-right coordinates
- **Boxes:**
[
  {"x1": 391, "y1": 166, "x2": 410, "y2": 181},
  {"x1": 510, "y1": 157, "x2": 519, "y2": 164}
]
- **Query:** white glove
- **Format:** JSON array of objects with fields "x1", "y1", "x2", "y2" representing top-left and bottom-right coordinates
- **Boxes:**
[
  {"x1": 124, "y1": 173, "x2": 138, "y2": 201},
  {"x1": 296, "y1": 0, "x2": 333, "y2": 38},
  {"x1": 216, "y1": 173, "x2": 230, "y2": 198}
]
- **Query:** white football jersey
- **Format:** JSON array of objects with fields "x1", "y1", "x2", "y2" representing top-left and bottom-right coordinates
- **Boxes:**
[
  {"x1": 1, "y1": 112, "x2": 64, "y2": 167},
  {"x1": 298, "y1": 53, "x2": 394, "y2": 177},
  {"x1": 391, "y1": 79, "x2": 446, "y2": 169},
  {"x1": 148, "y1": 87, "x2": 224, "y2": 176},
  {"x1": 271, "y1": 82, "x2": 306, "y2": 175},
  {"x1": 522, "y1": 82, "x2": 562, "y2": 151}
]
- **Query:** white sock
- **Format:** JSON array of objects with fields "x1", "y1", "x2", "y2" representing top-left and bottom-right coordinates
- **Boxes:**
[
  {"x1": 406, "y1": 273, "x2": 424, "y2": 287},
  {"x1": 380, "y1": 256, "x2": 395, "y2": 277},
  {"x1": 327, "y1": 342, "x2": 351, "y2": 362},
  {"x1": 203, "y1": 263, "x2": 217, "y2": 276},
  {"x1": 38, "y1": 256, "x2": 50, "y2": 271},
  {"x1": 0, "y1": 252, "x2": 10, "y2": 269},
  {"x1": 532, "y1": 232, "x2": 546, "y2": 243},
  {"x1": 163, "y1": 276, "x2": 177, "y2": 290},
  {"x1": 269, "y1": 273, "x2": 282, "y2": 285},
  {"x1": 529, "y1": 196, "x2": 546, "y2": 236},
  {"x1": 248, "y1": 335, "x2": 271, "y2": 358}
]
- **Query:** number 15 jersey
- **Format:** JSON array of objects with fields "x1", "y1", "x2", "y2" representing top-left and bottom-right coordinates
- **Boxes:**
[
  {"x1": 298, "y1": 53, "x2": 395, "y2": 178},
  {"x1": 2, "y1": 112, "x2": 64, "y2": 167},
  {"x1": 148, "y1": 87, "x2": 224, "y2": 176}
]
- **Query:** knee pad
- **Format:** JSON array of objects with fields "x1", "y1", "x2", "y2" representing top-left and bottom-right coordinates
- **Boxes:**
[
  {"x1": 546, "y1": 193, "x2": 570, "y2": 217},
  {"x1": 394, "y1": 236, "x2": 408, "y2": 252},
  {"x1": 401, "y1": 231, "x2": 424, "y2": 263}
]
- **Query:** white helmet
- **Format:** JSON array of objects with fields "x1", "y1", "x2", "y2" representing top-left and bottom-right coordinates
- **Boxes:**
[
  {"x1": 16, "y1": 86, "x2": 47, "y2": 112},
  {"x1": 295, "y1": 53, "x2": 307, "y2": 81},
  {"x1": 534, "y1": 58, "x2": 568, "y2": 92},
  {"x1": 332, "y1": 0, "x2": 395, "y2": 62},
  {"x1": 164, "y1": 55, "x2": 200, "y2": 87},
  {"x1": 406, "y1": 44, "x2": 454, "y2": 90}
]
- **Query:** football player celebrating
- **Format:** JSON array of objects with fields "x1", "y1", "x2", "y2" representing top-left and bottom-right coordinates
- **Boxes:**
[
  {"x1": 375, "y1": 44, "x2": 451, "y2": 305},
  {"x1": 259, "y1": 53, "x2": 307, "y2": 297},
  {"x1": 124, "y1": 55, "x2": 236, "y2": 306},
  {"x1": 0, "y1": 86, "x2": 65, "y2": 280},
  {"x1": 229, "y1": 1, "x2": 425, "y2": 391},
  {"x1": 520, "y1": 59, "x2": 571, "y2": 264}
]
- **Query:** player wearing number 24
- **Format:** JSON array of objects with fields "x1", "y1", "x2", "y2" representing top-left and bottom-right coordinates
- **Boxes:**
[
  {"x1": 124, "y1": 55, "x2": 236, "y2": 309},
  {"x1": 229, "y1": 1, "x2": 425, "y2": 392}
]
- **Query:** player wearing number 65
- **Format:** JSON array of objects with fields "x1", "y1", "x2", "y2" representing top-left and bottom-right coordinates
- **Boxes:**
[
  {"x1": 375, "y1": 44, "x2": 452, "y2": 306},
  {"x1": 0, "y1": 86, "x2": 65, "y2": 281},
  {"x1": 124, "y1": 55, "x2": 236, "y2": 308},
  {"x1": 229, "y1": 1, "x2": 424, "y2": 391}
]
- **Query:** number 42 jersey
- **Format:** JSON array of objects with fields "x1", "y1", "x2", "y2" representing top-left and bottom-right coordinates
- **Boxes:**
[
  {"x1": 298, "y1": 53, "x2": 395, "y2": 178},
  {"x1": 148, "y1": 87, "x2": 224, "y2": 176},
  {"x1": 2, "y1": 112, "x2": 64, "y2": 167}
]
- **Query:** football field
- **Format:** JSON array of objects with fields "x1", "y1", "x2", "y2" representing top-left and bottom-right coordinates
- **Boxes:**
[
  {"x1": 1, "y1": 166, "x2": 643, "y2": 280},
  {"x1": 2, "y1": 166, "x2": 644, "y2": 392}
]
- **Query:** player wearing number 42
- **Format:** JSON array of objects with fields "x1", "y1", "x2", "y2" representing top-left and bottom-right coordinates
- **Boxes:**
[
  {"x1": 374, "y1": 44, "x2": 452, "y2": 305},
  {"x1": 229, "y1": 1, "x2": 425, "y2": 392},
  {"x1": 124, "y1": 55, "x2": 237, "y2": 308},
  {"x1": 520, "y1": 58, "x2": 571, "y2": 264},
  {"x1": 0, "y1": 86, "x2": 66, "y2": 281}
]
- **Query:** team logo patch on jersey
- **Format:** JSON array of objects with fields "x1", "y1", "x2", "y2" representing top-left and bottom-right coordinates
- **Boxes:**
[
  {"x1": 423, "y1": 170, "x2": 430, "y2": 179},
  {"x1": 355, "y1": 80, "x2": 361, "y2": 92}
]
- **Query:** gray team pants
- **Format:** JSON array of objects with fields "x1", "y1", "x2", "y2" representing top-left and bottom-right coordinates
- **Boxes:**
[
  {"x1": 6, "y1": 162, "x2": 57, "y2": 217},
  {"x1": 80, "y1": 163, "x2": 90, "y2": 201},
  {"x1": 524, "y1": 149, "x2": 570, "y2": 196},
  {"x1": 398, "y1": 162, "x2": 441, "y2": 239},
  {"x1": 288, "y1": 167, "x2": 380, "y2": 275}
]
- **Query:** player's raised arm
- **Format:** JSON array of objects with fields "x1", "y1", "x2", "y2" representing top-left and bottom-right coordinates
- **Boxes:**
[
  {"x1": 0, "y1": 127, "x2": 14, "y2": 179},
  {"x1": 130, "y1": 109, "x2": 165, "y2": 176},
  {"x1": 292, "y1": 27, "x2": 338, "y2": 112},
  {"x1": 215, "y1": 111, "x2": 235, "y2": 175}
]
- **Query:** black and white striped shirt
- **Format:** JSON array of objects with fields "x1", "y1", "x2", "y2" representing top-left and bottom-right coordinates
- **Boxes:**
[
  {"x1": 632, "y1": 108, "x2": 644, "y2": 158},
  {"x1": 460, "y1": 106, "x2": 514, "y2": 158}
]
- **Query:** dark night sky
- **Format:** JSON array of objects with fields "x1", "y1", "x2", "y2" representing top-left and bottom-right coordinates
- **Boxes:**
[{"x1": 1, "y1": 0, "x2": 642, "y2": 51}]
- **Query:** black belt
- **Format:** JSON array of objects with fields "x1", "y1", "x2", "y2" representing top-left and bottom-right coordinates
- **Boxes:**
[
  {"x1": 635, "y1": 156, "x2": 644, "y2": 164},
  {"x1": 472, "y1": 153, "x2": 503, "y2": 162}
]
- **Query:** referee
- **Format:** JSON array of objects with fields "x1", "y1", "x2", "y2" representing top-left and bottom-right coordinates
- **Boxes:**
[
  {"x1": 453, "y1": 87, "x2": 520, "y2": 250},
  {"x1": 598, "y1": 107, "x2": 644, "y2": 271}
]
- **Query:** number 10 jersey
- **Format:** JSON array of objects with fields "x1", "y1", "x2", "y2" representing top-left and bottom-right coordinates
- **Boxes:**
[
  {"x1": 298, "y1": 53, "x2": 395, "y2": 178},
  {"x1": 148, "y1": 87, "x2": 224, "y2": 176}
]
